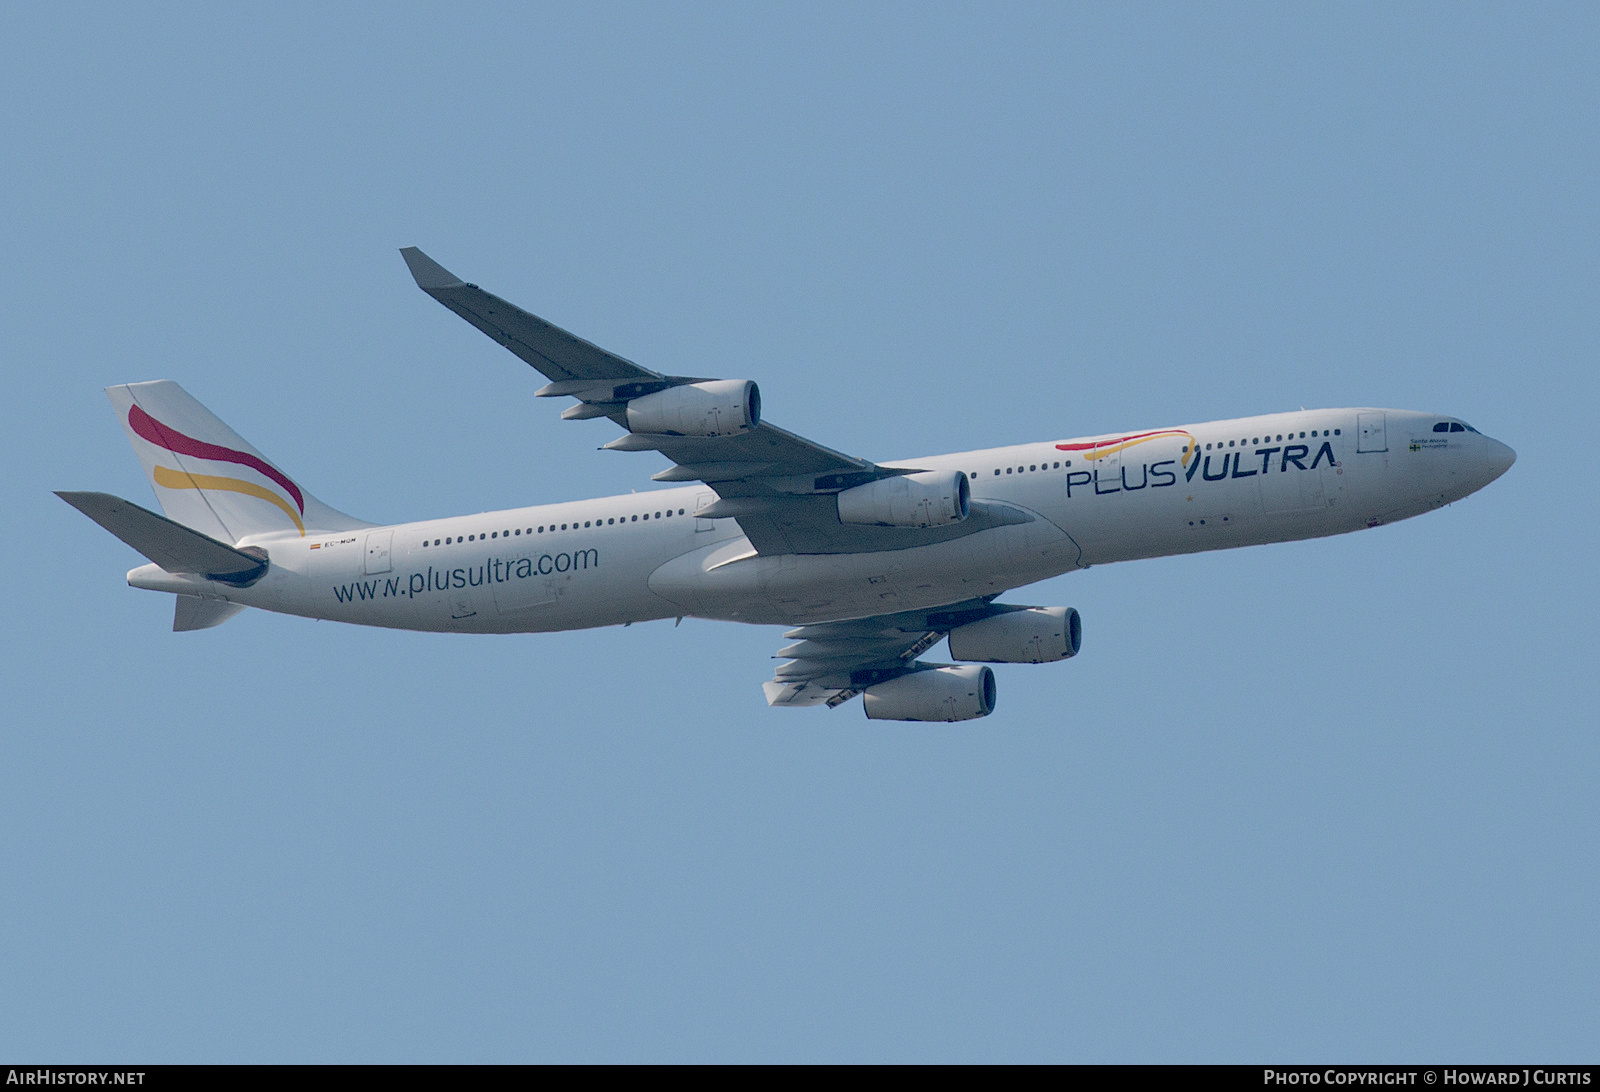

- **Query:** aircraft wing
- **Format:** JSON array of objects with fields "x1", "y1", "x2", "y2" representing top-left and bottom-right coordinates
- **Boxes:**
[
  {"x1": 762, "y1": 598, "x2": 1022, "y2": 709},
  {"x1": 401, "y1": 247, "x2": 660, "y2": 385},
  {"x1": 401, "y1": 248, "x2": 1027, "y2": 554}
]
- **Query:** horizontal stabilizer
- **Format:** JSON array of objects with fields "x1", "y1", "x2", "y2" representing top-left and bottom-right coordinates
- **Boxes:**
[
  {"x1": 56, "y1": 491, "x2": 268, "y2": 583},
  {"x1": 173, "y1": 595, "x2": 247, "y2": 631}
]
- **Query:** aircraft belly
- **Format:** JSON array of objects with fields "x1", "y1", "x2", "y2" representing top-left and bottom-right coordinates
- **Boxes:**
[
  {"x1": 427, "y1": 538, "x2": 680, "y2": 634},
  {"x1": 648, "y1": 517, "x2": 1078, "y2": 626}
]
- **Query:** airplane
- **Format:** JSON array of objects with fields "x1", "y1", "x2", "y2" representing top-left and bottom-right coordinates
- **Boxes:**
[{"x1": 57, "y1": 248, "x2": 1517, "y2": 721}]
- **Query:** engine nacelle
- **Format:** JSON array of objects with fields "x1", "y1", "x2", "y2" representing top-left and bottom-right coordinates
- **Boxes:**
[
  {"x1": 836, "y1": 470, "x2": 970, "y2": 529},
  {"x1": 863, "y1": 665, "x2": 996, "y2": 722},
  {"x1": 626, "y1": 380, "x2": 760, "y2": 437},
  {"x1": 948, "y1": 607, "x2": 1081, "y2": 664}
]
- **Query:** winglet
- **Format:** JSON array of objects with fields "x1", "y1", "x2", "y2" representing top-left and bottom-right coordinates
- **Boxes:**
[{"x1": 399, "y1": 246, "x2": 466, "y2": 290}]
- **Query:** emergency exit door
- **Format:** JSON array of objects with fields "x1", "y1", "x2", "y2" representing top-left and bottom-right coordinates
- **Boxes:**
[{"x1": 364, "y1": 530, "x2": 393, "y2": 574}]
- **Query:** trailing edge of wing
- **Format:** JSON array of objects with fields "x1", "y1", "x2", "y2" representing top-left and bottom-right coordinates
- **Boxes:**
[
  {"x1": 56, "y1": 491, "x2": 268, "y2": 584},
  {"x1": 764, "y1": 599, "x2": 1022, "y2": 709}
]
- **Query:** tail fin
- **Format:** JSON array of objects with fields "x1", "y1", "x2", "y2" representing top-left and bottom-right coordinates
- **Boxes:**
[{"x1": 106, "y1": 381, "x2": 367, "y2": 543}]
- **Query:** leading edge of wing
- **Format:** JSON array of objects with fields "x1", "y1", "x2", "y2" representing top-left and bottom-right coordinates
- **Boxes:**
[
  {"x1": 400, "y1": 248, "x2": 995, "y2": 555},
  {"x1": 400, "y1": 247, "x2": 659, "y2": 384},
  {"x1": 401, "y1": 248, "x2": 874, "y2": 482}
]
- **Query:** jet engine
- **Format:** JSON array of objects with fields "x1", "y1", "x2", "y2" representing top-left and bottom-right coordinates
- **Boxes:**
[
  {"x1": 836, "y1": 470, "x2": 970, "y2": 529},
  {"x1": 948, "y1": 606, "x2": 1081, "y2": 664},
  {"x1": 863, "y1": 665, "x2": 996, "y2": 722},
  {"x1": 626, "y1": 380, "x2": 760, "y2": 437}
]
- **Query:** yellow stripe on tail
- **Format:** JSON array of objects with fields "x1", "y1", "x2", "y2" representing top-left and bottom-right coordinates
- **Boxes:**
[{"x1": 152, "y1": 465, "x2": 306, "y2": 535}]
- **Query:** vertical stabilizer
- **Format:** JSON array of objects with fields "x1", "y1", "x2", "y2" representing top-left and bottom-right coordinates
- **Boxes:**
[{"x1": 106, "y1": 381, "x2": 367, "y2": 543}]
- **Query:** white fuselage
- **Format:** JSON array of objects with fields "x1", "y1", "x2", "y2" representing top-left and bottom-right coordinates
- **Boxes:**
[{"x1": 127, "y1": 408, "x2": 1515, "y2": 632}]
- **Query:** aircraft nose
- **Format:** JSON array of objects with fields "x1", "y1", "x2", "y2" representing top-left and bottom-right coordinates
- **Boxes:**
[{"x1": 1483, "y1": 436, "x2": 1516, "y2": 482}]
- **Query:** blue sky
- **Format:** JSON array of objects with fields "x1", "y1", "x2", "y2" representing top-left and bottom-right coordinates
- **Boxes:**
[{"x1": 4, "y1": 2, "x2": 1596, "y2": 1061}]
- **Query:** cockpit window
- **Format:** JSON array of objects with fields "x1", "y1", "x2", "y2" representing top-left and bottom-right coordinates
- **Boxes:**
[
  {"x1": 1434, "y1": 422, "x2": 1450, "y2": 432},
  {"x1": 1449, "y1": 422, "x2": 1466, "y2": 432}
]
